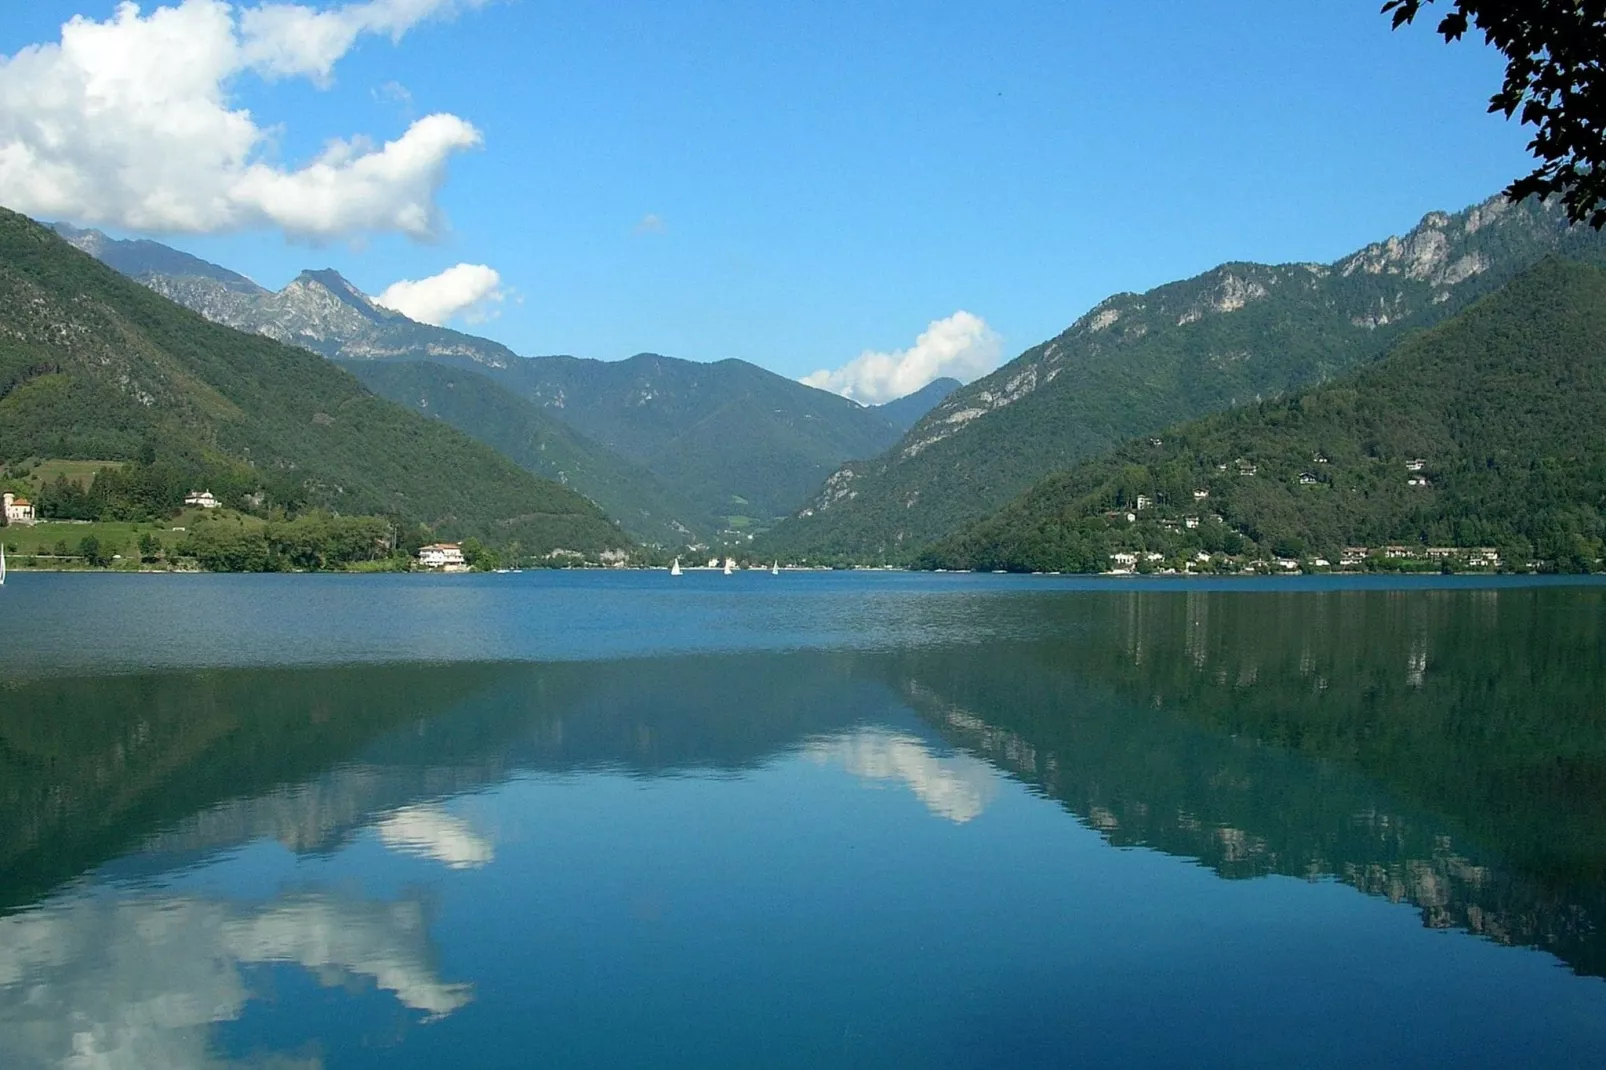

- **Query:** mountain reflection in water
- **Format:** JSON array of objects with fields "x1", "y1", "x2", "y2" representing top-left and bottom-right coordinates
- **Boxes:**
[{"x1": 1, "y1": 582, "x2": 1604, "y2": 1066}]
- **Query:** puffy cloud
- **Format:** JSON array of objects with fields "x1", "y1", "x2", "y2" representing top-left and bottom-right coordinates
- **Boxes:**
[
  {"x1": 633, "y1": 212, "x2": 666, "y2": 235},
  {"x1": 0, "y1": 0, "x2": 486, "y2": 240},
  {"x1": 801, "y1": 310, "x2": 1003, "y2": 405},
  {"x1": 241, "y1": 0, "x2": 489, "y2": 84},
  {"x1": 374, "y1": 262, "x2": 506, "y2": 325}
]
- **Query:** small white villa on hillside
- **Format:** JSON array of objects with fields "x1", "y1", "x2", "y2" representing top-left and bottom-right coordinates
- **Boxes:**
[
  {"x1": 3, "y1": 492, "x2": 36, "y2": 525},
  {"x1": 418, "y1": 543, "x2": 468, "y2": 571},
  {"x1": 185, "y1": 490, "x2": 220, "y2": 509}
]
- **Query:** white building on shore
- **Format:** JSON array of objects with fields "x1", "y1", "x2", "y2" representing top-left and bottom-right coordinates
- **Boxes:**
[
  {"x1": 418, "y1": 543, "x2": 468, "y2": 571},
  {"x1": 3, "y1": 492, "x2": 36, "y2": 525}
]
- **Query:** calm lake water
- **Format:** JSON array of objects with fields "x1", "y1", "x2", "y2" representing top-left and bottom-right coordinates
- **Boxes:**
[{"x1": 3, "y1": 572, "x2": 1606, "y2": 1067}]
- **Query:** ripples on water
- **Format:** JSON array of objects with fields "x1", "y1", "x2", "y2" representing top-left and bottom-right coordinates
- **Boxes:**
[{"x1": 1, "y1": 574, "x2": 1605, "y2": 1067}]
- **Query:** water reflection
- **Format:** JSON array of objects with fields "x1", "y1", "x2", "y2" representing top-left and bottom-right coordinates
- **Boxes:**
[
  {"x1": 803, "y1": 727, "x2": 998, "y2": 823},
  {"x1": 2, "y1": 584, "x2": 1605, "y2": 1064},
  {"x1": 0, "y1": 890, "x2": 468, "y2": 1069},
  {"x1": 885, "y1": 585, "x2": 1606, "y2": 975},
  {"x1": 377, "y1": 804, "x2": 495, "y2": 869}
]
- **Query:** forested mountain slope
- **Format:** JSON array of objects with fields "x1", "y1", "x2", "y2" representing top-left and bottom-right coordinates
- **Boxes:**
[
  {"x1": 57, "y1": 224, "x2": 907, "y2": 534},
  {"x1": 920, "y1": 257, "x2": 1606, "y2": 572},
  {"x1": 0, "y1": 209, "x2": 626, "y2": 555},
  {"x1": 761, "y1": 195, "x2": 1606, "y2": 562},
  {"x1": 342, "y1": 359, "x2": 706, "y2": 545},
  {"x1": 462, "y1": 352, "x2": 904, "y2": 529}
]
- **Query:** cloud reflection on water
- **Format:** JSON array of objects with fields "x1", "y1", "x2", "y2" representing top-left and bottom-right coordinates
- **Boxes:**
[
  {"x1": 0, "y1": 891, "x2": 470, "y2": 1069},
  {"x1": 804, "y1": 727, "x2": 999, "y2": 823},
  {"x1": 376, "y1": 804, "x2": 495, "y2": 869}
]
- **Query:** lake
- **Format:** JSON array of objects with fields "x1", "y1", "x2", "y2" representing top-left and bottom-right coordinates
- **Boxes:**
[{"x1": 2, "y1": 572, "x2": 1605, "y2": 1067}]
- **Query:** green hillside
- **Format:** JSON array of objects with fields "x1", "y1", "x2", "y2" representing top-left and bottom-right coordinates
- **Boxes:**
[
  {"x1": 467, "y1": 352, "x2": 904, "y2": 531},
  {"x1": 57, "y1": 225, "x2": 908, "y2": 535},
  {"x1": 0, "y1": 209, "x2": 627, "y2": 556},
  {"x1": 340, "y1": 359, "x2": 706, "y2": 545},
  {"x1": 919, "y1": 257, "x2": 1606, "y2": 572},
  {"x1": 761, "y1": 196, "x2": 1606, "y2": 563}
]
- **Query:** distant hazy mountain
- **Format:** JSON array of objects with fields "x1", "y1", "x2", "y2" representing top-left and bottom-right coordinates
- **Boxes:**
[
  {"x1": 341, "y1": 359, "x2": 709, "y2": 545},
  {"x1": 5, "y1": 210, "x2": 627, "y2": 555},
  {"x1": 51, "y1": 224, "x2": 520, "y2": 367},
  {"x1": 873, "y1": 377, "x2": 962, "y2": 432},
  {"x1": 50, "y1": 222, "x2": 262, "y2": 292},
  {"x1": 758, "y1": 195, "x2": 1606, "y2": 562},
  {"x1": 458, "y1": 352, "x2": 904, "y2": 531}
]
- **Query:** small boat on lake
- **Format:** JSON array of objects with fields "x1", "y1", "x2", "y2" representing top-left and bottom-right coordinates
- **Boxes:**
[
  {"x1": 771, "y1": 561, "x2": 779, "y2": 575},
  {"x1": 671, "y1": 557, "x2": 682, "y2": 576},
  {"x1": 0, "y1": 542, "x2": 6, "y2": 586},
  {"x1": 723, "y1": 557, "x2": 734, "y2": 575}
]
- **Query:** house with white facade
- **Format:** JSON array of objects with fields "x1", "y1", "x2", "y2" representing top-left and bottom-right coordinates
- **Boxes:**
[
  {"x1": 3, "y1": 492, "x2": 36, "y2": 525},
  {"x1": 1135, "y1": 495, "x2": 1153, "y2": 510},
  {"x1": 1405, "y1": 459, "x2": 1427, "y2": 472},
  {"x1": 418, "y1": 543, "x2": 468, "y2": 571},
  {"x1": 1298, "y1": 472, "x2": 1318, "y2": 485},
  {"x1": 184, "y1": 490, "x2": 220, "y2": 509}
]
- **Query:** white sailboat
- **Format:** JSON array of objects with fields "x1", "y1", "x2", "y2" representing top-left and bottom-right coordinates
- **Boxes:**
[
  {"x1": 771, "y1": 561, "x2": 779, "y2": 575},
  {"x1": 0, "y1": 542, "x2": 6, "y2": 586},
  {"x1": 722, "y1": 557, "x2": 734, "y2": 575},
  {"x1": 670, "y1": 557, "x2": 682, "y2": 576}
]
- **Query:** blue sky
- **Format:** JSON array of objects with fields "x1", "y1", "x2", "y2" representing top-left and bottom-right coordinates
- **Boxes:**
[{"x1": 2, "y1": 1, "x2": 1531, "y2": 397}]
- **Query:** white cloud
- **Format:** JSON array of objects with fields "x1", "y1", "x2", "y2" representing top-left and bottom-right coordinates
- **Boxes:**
[
  {"x1": 241, "y1": 0, "x2": 489, "y2": 84},
  {"x1": 801, "y1": 310, "x2": 1003, "y2": 405},
  {"x1": 633, "y1": 212, "x2": 666, "y2": 235},
  {"x1": 0, "y1": 0, "x2": 486, "y2": 240},
  {"x1": 374, "y1": 262, "x2": 506, "y2": 325}
]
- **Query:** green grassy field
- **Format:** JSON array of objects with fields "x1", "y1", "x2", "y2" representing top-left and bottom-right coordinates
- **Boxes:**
[
  {"x1": 0, "y1": 458, "x2": 126, "y2": 492},
  {"x1": 1, "y1": 508, "x2": 263, "y2": 567},
  {"x1": 30, "y1": 459, "x2": 126, "y2": 488}
]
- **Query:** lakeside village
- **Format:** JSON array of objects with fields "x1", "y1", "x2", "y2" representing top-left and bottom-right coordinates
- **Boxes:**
[{"x1": 1, "y1": 487, "x2": 1552, "y2": 576}]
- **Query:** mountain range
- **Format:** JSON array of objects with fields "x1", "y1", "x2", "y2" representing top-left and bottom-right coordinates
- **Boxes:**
[
  {"x1": 920, "y1": 256, "x2": 1606, "y2": 571},
  {"x1": 52, "y1": 223, "x2": 950, "y2": 541},
  {"x1": 41, "y1": 192, "x2": 1606, "y2": 567},
  {"x1": 2, "y1": 210, "x2": 626, "y2": 556},
  {"x1": 756, "y1": 195, "x2": 1606, "y2": 563}
]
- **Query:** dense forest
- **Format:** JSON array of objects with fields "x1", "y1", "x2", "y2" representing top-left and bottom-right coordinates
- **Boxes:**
[{"x1": 919, "y1": 258, "x2": 1606, "y2": 573}]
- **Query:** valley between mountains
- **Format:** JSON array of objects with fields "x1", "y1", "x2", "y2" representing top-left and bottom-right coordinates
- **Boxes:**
[{"x1": 7, "y1": 191, "x2": 1601, "y2": 574}]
